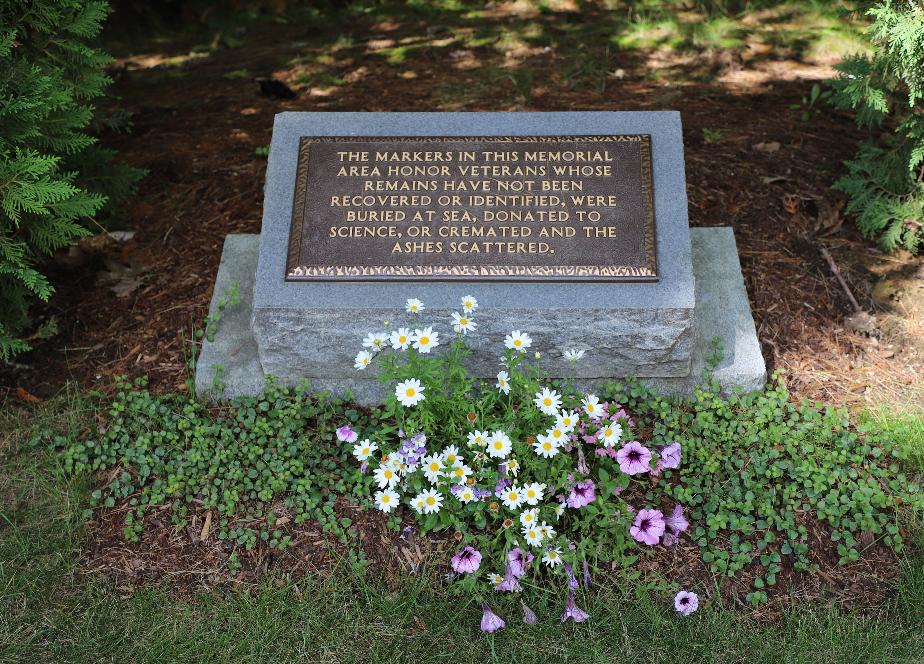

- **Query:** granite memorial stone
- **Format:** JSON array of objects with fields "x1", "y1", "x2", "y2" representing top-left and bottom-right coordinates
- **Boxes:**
[{"x1": 195, "y1": 111, "x2": 766, "y2": 403}]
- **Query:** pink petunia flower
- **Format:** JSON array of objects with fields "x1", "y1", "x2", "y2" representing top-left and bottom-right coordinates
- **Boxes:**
[
  {"x1": 674, "y1": 590, "x2": 699, "y2": 616},
  {"x1": 560, "y1": 592, "x2": 590, "y2": 623},
  {"x1": 659, "y1": 442, "x2": 682, "y2": 470},
  {"x1": 507, "y1": 548, "x2": 534, "y2": 578},
  {"x1": 451, "y1": 546, "x2": 482, "y2": 574},
  {"x1": 662, "y1": 505, "x2": 689, "y2": 547},
  {"x1": 496, "y1": 564, "x2": 522, "y2": 592},
  {"x1": 631, "y1": 508, "x2": 665, "y2": 546},
  {"x1": 336, "y1": 425, "x2": 358, "y2": 443},
  {"x1": 616, "y1": 441, "x2": 652, "y2": 475},
  {"x1": 521, "y1": 601, "x2": 538, "y2": 625},
  {"x1": 566, "y1": 479, "x2": 596, "y2": 509},
  {"x1": 481, "y1": 603, "x2": 506, "y2": 632}
]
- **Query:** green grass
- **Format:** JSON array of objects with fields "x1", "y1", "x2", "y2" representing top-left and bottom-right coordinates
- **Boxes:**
[
  {"x1": 1, "y1": 391, "x2": 923, "y2": 662},
  {"x1": 861, "y1": 408, "x2": 924, "y2": 473}
]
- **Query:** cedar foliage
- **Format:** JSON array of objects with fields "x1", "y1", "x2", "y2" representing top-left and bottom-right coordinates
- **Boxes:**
[
  {"x1": 0, "y1": 0, "x2": 142, "y2": 360},
  {"x1": 830, "y1": 0, "x2": 924, "y2": 252}
]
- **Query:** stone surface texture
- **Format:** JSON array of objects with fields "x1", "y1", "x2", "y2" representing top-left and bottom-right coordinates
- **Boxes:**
[
  {"x1": 195, "y1": 228, "x2": 766, "y2": 402},
  {"x1": 252, "y1": 112, "x2": 696, "y2": 383}
]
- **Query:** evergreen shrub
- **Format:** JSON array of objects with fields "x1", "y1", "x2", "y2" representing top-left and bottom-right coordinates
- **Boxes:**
[{"x1": 0, "y1": 0, "x2": 143, "y2": 360}]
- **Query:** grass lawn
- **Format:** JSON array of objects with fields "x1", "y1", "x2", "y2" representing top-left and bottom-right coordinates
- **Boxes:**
[{"x1": 2, "y1": 393, "x2": 922, "y2": 663}]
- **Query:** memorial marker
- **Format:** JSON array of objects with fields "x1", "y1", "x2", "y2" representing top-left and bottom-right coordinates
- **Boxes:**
[
  {"x1": 286, "y1": 136, "x2": 656, "y2": 281},
  {"x1": 195, "y1": 112, "x2": 766, "y2": 403}
]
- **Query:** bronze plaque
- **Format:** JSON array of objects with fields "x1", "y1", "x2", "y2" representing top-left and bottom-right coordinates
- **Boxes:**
[{"x1": 285, "y1": 136, "x2": 657, "y2": 282}]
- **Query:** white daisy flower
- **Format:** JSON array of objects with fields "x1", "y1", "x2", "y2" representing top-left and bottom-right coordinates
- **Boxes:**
[
  {"x1": 451, "y1": 312, "x2": 476, "y2": 335},
  {"x1": 538, "y1": 521, "x2": 556, "y2": 540},
  {"x1": 420, "y1": 488, "x2": 443, "y2": 514},
  {"x1": 542, "y1": 547, "x2": 563, "y2": 567},
  {"x1": 563, "y1": 348, "x2": 586, "y2": 361},
  {"x1": 373, "y1": 466, "x2": 400, "y2": 489},
  {"x1": 582, "y1": 393, "x2": 601, "y2": 418},
  {"x1": 496, "y1": 370, "x2": 510, "y2": 394},
  {"x1": 554, "y1": 503, "x2": 566, "y2": 519},
  {"x1": 523, "y1": 525, "x2": 544, "y2": 546},
  {"x1": 487, "y1": 572, "x2": 504, "y2": 587},
  {"x1": 406, "y1": 298, "x2": 424, "y2": 314},
  {"x1": 448, "y1": 463, "x2": 472, "y2": 484},
  {"x1": 534, "y1": 387, "x2": 562, "y2": 416},
  {"x1": 556, "y1": 410, "x2": 580, "y2": 433},
  {"x1": 467, "y1": 430, "x2": 489, "y2": 448},
  {"x1": 410, "y1": 494, "x2": 426, "y2": 514},
  {"x1": 375, "y1": 488, "x2": 399, "y2": 513},
  {"x1": 352, "y1": 439, "x2": 378, "y2": 462},
  {"x1": 501, "y1": 485, "x2": 525, "y2": 510},
  {"x1": 534, "y1": 434, "x2": 561, "y2": 459},
  {"x1": 390, "y1": 327, "x2": 412, "y2": 350},
  {"x1": 505, "y1": 458, "x2": 520, "y2": 477},
  {"x1": 461, "y1": 295, "x2": 478, "y2": 312},
  {"x1": 523, "y1": 482, "x2": 546, "y2": 506},
  {"x1": 422, "y1": 454, "x2": 444, "y2": 484},
  {"x1": 545, "y1": 425, "x2": 567, "y2": 445},
  {"x1": 411, "y1": 327, "x2": 439, "y2": 354},
  {"x1": 395, "y1": 378, "x2": 425, "y2": 407},
  {"x1": 487, "y1": 431, "x2": 512, "y2": 459},
  {"x1": 597, "y1": 421, "x2": 623, "y2": 448},
  {"x1": 383, "y1": 453, "x2": 403, "y2": 471},
  {"x1": 441, "y1": 445, "x2": 462, "y2": 466},
  {"x1": 456, "y1": 486, "x2": 477, "y2": 504},
  {"x1": 519, "y1": 508, "x2": 540, "y2": 528},
  {"x1": 354, "y1": 350, "x2": 373, "y2": 370},
  {"x1": 504, "y1": 330, "x2": 532, "y2": 352},
  {"x1": 362, "y1": 332, "x2": 389, "y2": 351}
]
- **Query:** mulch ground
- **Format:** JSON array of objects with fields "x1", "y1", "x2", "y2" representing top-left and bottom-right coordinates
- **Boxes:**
[{"x1": 2, "y1": 5, "x2": 920, "y2": 614}]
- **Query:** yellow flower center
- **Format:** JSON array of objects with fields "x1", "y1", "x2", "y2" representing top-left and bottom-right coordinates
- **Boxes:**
[
  {"x1": 399, "y1": 336, "x2": 406, "y2": 343},
  {"x1": 426, "y1": 496, "x2": 436, "y2": 506},
  {"x1": 543, "y1": 398, "x2": 552, "y2": 406},
  {"x1": 524, "y1": 514, "x2": 533, "y2": 522},
  {"x1": 429, "y1": 463, "x2": 439, "y2": 472},
  {"x1": 494, "y1": 441, "x2": 502, "y2": 450},
  {"x1": 543, "y1": 442, "x2": 552, "y2": 451},
  {"x1": 420, "y1": 336, "x2": 429, "y2": 345},
  {"x1": 460, "y1": 318, "x2": 467, "y2": 325},
  {"x1": 382, "y1": 495, "x2": 391, "y2": 503},
  {"x1": 508, "y1": 492, "x2": 518, "y2": 501},
  {"x1": 406, "y1": 388, "x2": 415, "y2": 397},
  {"x1": 514, "y1": 339, "x2": 522, "y2": 347},
  {"x1": 384, "y1": 470, "x2": 392, "y2": 478},
  {"x1": 455, "y1": 468, "x2": 463, "y2": 476}
]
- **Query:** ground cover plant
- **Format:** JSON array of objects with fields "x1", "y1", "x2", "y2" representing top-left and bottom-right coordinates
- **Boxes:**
[{"x1": 56, "y1": 295, "x2": 923, "y2": 631}]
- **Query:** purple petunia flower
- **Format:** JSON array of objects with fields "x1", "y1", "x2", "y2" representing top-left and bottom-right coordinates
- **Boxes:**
[
  {"x1": 659, "y1": 442, "x2": 681, "y2": 470},
  {"x1": 451, "y1": 546, "x2": 482, "y2": 574},
  {"x1": 494, "y1": 477, "x2": 511, "y2": 496},
  {"x1": 336, "y1": 425, "x2": 358, "y2": 443},
  {"x1": 631, "y1": 508, "x2": 665, "y2": 546},
  {"x1": 481, "y1": 603, "x2": 506, "y2": 632},
  {"x1": 616, "y1": 441, "x2": 652, "y2": 475},
  {"x1": 474, "y1": 488, "x2": 492, "y2": 500},
  {"x1": 662, "y1": 505, "x2": 689, "y2": 547},
  {"x1": 582, "y1": 559, "x2": 592, "y2": 588},
  {"x1": 507, "y1": 548, "x2": 534, "y2": 578},
  {"x1": 496, "y1": 564, "x2": 523, "y2": 592},
  {"x1": 564, "y1": 562, "x2": 579, "y2": 590},
  {"x1": 521, "y1": 601, "x2": 538, "y2": 625},
  {"x1": 566, "y1": 479, "x2": 596, "y2": 509},
  {"x1": 560, "y1": 592, "x2": 590, "y2": 623},
  {"x1": 674, "y1": 590, "x2": 699, "y2": 616}
]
